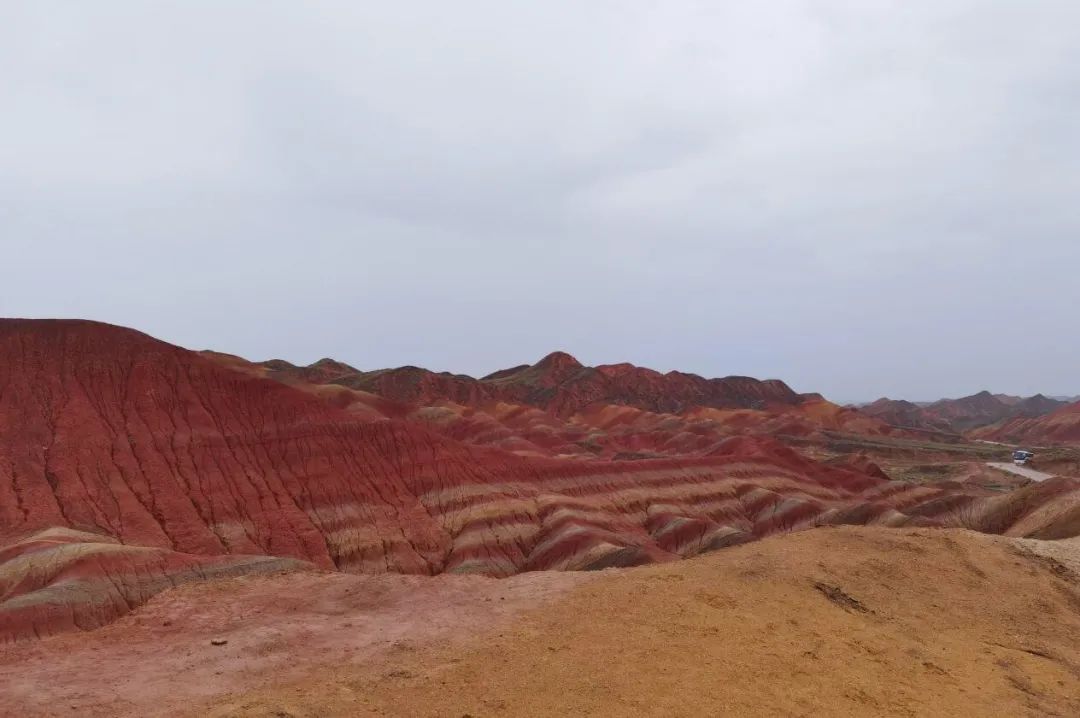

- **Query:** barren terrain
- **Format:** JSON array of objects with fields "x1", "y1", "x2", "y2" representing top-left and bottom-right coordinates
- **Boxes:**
[
  {"x1": 3, "y1": 527, "x2": 1078, "y2": 718},
  {"x1": 3, "y1": 319, "x2": 1080, "y2": 717},
  {"x1": 7, "y1": 320, "x2": 1080, "y2": 643}
]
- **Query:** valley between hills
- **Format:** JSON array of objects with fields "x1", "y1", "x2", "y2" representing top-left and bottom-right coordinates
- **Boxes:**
[{"x1": 2, "y1": 319, "x2": 1079, "y2": 717}]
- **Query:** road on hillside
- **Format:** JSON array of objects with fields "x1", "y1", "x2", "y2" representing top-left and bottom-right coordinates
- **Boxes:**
[{"x1": 986, "y1": 462, "x2": 1056, "y2": 483}]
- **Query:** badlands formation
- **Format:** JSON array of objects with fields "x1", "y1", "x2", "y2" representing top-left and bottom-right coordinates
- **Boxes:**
[{"x1": 1, "y1": 318, "x2": 1079, "y2": 716}]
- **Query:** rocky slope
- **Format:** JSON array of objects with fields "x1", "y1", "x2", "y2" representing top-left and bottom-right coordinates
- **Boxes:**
[
  {"x1": 1011, "y1": 393, "x2": 1070, "y2": 418},
  {"x1": 209, "y1": 529, "x2": 1080, "y2": 718},
  {"x1": 2, "y1": 319, "x2": 1079, "y2": 642},
  {"x1": 864, "y1": 391, "x2": 1067, "y2": 434},
  {"x1": 264, "y1": 350, "x2": 805, "y2": 417},
  {"x1": 0, "y1": 527, "x2": 305, "y2": 642},
  {"x1": 859, "y1": 398, "x2": 955, "y2": 434},
  {"x1": 4, "y1": 527, "x2": 1077, "y2": 717},
  {"x1": 219, "y1": 352, "x2": 903, "y2": 459},
  {"x1": 925, "y1": 391, "x2": 1021, "y2": 430},
  {"x1": 973, "y1": 400, "x2": 1080, "y2": 446}
]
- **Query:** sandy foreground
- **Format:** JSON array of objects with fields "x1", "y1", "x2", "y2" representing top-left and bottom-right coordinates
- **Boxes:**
[{"x1": 2, "y1": 527, "x2": 1078, "y2": 718}]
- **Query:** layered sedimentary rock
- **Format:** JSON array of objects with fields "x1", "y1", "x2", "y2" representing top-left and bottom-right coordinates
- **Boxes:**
[
  {"x1": 0, "y1": 527, "x2": 306, "y2": 641},
  {"x1": 973, "y1": 400, "x2": 1080, "y2": 446},
  {"x1": 2, "y1": 319, "x2": 1079, "y2": 642},
  {"x1": 207, "y1": 352, "x2": 902, "y2": 460},
  {"x1": 922, "y1": 391, "x2": 1018, "y2": 430},
  {"x1": 861, "y1": 398, "x2": 956, "y2": 434},
  {"x1": 0, "y1": 321, "x2": 885, "y2": 578},
  {"x1": 864, "y1": 392, "x2": 1068, "y2": 435},
  {"x1": 263, "y1": 350, "x2": 805, "y2": 417}
]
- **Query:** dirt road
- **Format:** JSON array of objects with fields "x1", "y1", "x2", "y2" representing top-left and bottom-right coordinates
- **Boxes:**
[{"x1": 986, "y1": 462, "x2": 1055, "y2": 482}]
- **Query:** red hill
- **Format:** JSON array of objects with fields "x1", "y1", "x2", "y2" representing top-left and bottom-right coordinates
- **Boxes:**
[
  {"x1": 2, "y1": 319, "x2": 1078, "y2": 642},
  {"x1": 283, "y1": 352, "x2": 803, "y2": 417},
  {"x1": 207, "y1": 350, "x2": 902, "y2": 460},
  {"x1": 862, "y1": 398, "x2": 955, "y2": 433},
  {"x1": 973, "y1": 400, "x2": 1080, "y2": 445},
  {"x1": 864, "y1": 392, "x2": 1067, "y2": 434}
]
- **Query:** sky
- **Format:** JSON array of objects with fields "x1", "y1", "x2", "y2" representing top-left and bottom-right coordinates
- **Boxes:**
[{"x1": 2, "y1": 2, "x2": 1079, "y2": 402}]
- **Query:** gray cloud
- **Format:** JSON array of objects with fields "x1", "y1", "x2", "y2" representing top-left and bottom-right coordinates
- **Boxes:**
[{"x1": 2, "y1": 1, "x2": 1078, "y2": 401}]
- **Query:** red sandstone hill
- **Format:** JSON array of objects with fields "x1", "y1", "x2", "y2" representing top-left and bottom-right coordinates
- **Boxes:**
[
  {"x1": 972, "y1": 400, "x2": 1080, "y2": 446},
  {"x1": 232, "y1": 350, "x2": 903, "y2": 457},
  {"x1": 925, "y1": 391, "x2": 1014, "y2": 430},
  {"x1": 0, "y1": 320, "x2": 878, "y2": 638},
  {"x1": 0, "y1": 527, "x2": 306, "y2": 642},
  {"x1": 207, "y1": 358, "x2": 905, "y2": 460},
  {"x1": 864, "y1": 391, "x2": 1067, "y2": 434},
  {"x1": 1011, "y1": 393, "x2": 1069, "y2": 418},
  {"x1": 2, "y1": 319, "x2": 1079, "y2": 642},
  {"x1": 264, "y1": 350, "x2": 804, "y2": 418},
  {"x1": 860, "y1": 398, "x2": 955, "y2": 434}
]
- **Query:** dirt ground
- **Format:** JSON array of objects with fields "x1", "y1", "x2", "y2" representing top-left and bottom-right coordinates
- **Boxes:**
[
  {"x1": 0, "y1": 569, "x2": 592, "y2": 717},
  {"x1": 2, "y1": 527, "x2": 1079, "y2": 718}
]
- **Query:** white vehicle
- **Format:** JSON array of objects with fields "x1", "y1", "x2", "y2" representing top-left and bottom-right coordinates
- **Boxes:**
[{"x1": 1012, "y1": 450, "x2": 1035, "y2": 466}]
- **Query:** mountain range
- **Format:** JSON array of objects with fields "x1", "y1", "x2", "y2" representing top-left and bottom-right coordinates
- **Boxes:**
[
  {"x1": 862, "y1": 391, "x2": 1070, "y2": 435},
  {"x1": 2, "y1": 318, "x2": 1079, "y2": 643}
]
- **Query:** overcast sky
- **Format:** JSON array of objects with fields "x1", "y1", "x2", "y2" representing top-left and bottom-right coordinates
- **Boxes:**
[{"x1": 2, "y1": 2, "x2": 1078, "y2": 402}]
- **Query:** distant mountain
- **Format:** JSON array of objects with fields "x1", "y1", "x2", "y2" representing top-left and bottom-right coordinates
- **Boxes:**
[
  {"x1": 208, "y1": 351, "x2": 907, "y2": 460},
  {"x1": 861, "y1": 398, "x2": 955, "y2": 433},
  {"x1": 262, "y1": 351, "x2": 806, "y2": 418},
  {"x1": 972, "y1": 400, "x2": 1080, "y2": 445},
  {"x1": 862, "y1": 391, "x2": 1067, "y2": 434},
  {"x1": 923, "y1": 391, "x2": 1014, "y2": 431},
  {"x1": 1010, "y1": 394, "x2": 1068, "y2": 418}
]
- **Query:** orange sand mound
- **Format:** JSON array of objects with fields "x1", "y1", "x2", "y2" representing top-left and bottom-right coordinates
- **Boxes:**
[{"x1": 2, "y1": 526, "x2": 1077, "y2": 718}]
